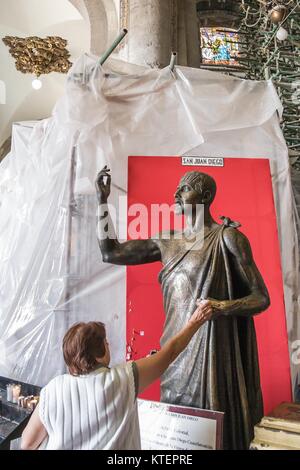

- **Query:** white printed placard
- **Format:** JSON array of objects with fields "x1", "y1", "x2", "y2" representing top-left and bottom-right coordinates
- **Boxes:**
[
  {"x1": 138, "y1": 399, "x2": 224, "y2": 450},
  {"x1": 182, "y1": 156, "x2": 224, "y2": 167}
]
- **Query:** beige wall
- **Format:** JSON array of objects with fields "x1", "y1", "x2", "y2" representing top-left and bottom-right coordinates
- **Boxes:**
[
  {"x1": 0, "y1": 0, "x2": 202, "y2": 147},
  {"x1": 0, "y1": 0, "x2": 90, "y2": 146}
]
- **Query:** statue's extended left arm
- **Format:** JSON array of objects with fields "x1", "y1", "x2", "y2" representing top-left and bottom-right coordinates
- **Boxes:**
[
  {"x1": 201, "y1": 227, "x2": 270, "y2": 318},
  {"x1": 95, "y1": 166, "x2": 161, "y2": 265}
]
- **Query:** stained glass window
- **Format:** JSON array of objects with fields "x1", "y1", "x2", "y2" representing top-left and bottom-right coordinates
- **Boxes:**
[{"x1": 200, "y1": 28, "x2": 239, "y2": 66}]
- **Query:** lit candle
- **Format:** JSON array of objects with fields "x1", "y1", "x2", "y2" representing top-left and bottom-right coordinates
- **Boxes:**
[
  {"x1": 24, "y1": 395, "x2": 34, "y2": 409},
  {"x1": 27, "y1": 398, "x2": 38, "y2": 411},
  {"x1": 31, "y1": 399, "x2": 38, "y2": 410},
  {"x1": 6, "y1": 384, "x2": 13, "y2": 402},
  {"x1": 18, "y1": 396, "x2": 25, "y2": 408},
  {"x1": 24, "y1": 395, "x2": 34, "y2": 410},
  {"x1": 12, "y1": 384, "x2": 21, "y2": 404}
]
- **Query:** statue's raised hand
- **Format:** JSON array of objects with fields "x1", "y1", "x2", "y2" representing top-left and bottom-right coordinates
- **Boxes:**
[{"x1": 96, "y1": 166, "x2": 111, "y2": 203}]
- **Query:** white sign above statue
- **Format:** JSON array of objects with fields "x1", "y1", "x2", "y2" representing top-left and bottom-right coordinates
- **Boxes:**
[{"x1": 182, "y1": 156, "x2": 224, "y2": 167}]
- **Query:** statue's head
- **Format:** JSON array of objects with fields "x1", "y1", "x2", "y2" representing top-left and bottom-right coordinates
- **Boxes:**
[{"x1": 174, "y1": 171, "x2": 217, "y2": 215}]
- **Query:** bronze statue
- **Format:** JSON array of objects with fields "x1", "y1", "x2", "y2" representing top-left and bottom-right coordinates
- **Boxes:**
[{"x1": 95, "y1": 166, "x2": 270, "y2": 450}]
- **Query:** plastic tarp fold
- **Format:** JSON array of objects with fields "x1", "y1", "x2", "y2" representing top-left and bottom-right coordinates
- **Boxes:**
[{"x1": 0, "y1": 53, "x2": 298, "y2": 390}]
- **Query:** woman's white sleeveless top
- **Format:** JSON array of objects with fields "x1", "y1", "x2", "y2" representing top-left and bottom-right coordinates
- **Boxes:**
[{"x1": 38, "y1": 362, "x2": 140, "y2": 450}]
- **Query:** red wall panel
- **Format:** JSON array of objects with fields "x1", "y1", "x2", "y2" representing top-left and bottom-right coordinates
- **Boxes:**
[{"x1": 127, "y1": 156, "x2": 292, "y2": 413}]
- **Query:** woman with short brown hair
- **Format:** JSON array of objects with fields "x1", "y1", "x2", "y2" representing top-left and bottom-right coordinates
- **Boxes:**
[
  {"x1": 21, "y1": 300, "x2": 212, "y2": 450},
  {"x1": 62, "y1": 321, "x2": 108, "y2": 375}
]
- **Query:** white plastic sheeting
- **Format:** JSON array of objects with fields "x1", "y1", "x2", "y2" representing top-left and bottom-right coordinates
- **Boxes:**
[{"x1": 0, "y1": 54, "x2": 298, "y2": 389}]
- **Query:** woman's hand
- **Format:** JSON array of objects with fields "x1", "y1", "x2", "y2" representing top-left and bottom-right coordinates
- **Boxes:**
[
  {"x1": 189, "y1": 299, "x2": 213, "y2": 327},
  {"x1": 196, "y1": 298, "x2": 225, "y2": 320}
]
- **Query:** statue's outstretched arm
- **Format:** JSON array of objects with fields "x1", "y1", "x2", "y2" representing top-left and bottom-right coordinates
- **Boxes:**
[{"x1": 95, "y1": 166, "x2": 161, "y2": 266}]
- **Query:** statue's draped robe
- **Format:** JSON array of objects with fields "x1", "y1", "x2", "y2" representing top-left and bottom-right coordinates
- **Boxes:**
[{"x1": 158, "y1": 223, "x2": 263, "y2": 450}]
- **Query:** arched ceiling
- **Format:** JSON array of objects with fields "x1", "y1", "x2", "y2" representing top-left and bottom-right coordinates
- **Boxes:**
[
  {"x1": 0, "y1": 0, "x2": 121, "y2": 148},
  {"x1": 0, "y1": 0, "x2": 84, "y2": 33},
  {"x1": 0, "y1": 0, "x2": 90, "y2": 146},
  {"x1": 69, "y1": 0, "x2": 119, "y2": 55}
]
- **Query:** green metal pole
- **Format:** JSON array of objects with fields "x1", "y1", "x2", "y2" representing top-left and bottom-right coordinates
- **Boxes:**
[
  {"x1": 169, "y1": 52, "x2": 177, "y2": 72},
  {"x1": 97, "y1": 29, "x2": 128, "y2": 66}
]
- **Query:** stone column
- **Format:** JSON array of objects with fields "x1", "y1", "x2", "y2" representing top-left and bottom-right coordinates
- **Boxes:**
[
  {"x1": 119, "y1": 0, "x2": 200, "y2": 68},
  {"x1": 184, "y1": 0, "x2": 201, "y2": 68},
  {"x1": 124, "y1": 0, "x2": 173, "y2": 68}
]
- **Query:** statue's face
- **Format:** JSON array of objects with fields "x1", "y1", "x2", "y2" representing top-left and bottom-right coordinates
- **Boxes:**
[{"x1": 174, "y1": 181, "x2": 202, "y2": 215}]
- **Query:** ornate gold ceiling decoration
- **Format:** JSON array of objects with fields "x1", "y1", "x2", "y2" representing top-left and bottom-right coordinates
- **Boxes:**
[{"x1": 2, "y1": 36, "x2": 72, "y2": 77}]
